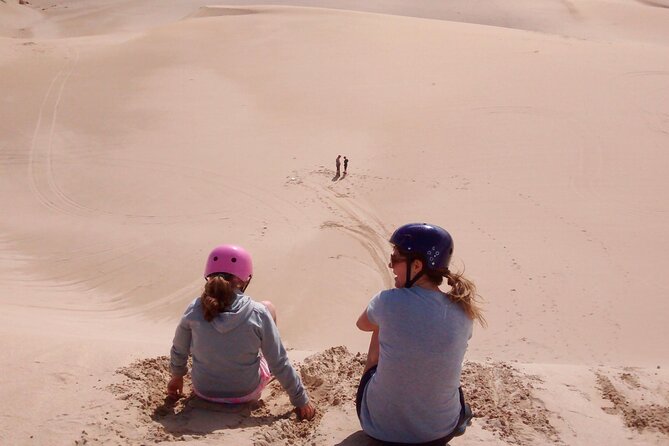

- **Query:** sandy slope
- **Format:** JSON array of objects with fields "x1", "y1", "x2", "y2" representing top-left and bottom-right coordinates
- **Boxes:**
[{"x1": 1, "y1": 0, "x2": 668, "y2": 444}]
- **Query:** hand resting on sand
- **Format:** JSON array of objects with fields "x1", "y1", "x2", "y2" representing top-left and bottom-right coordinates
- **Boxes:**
[
  {"x1": 167, "y1": 375, "x2": 184, "y2": 398},
  {"x1": 296, "y1": 401, "x2": 317, "y2": 421}
]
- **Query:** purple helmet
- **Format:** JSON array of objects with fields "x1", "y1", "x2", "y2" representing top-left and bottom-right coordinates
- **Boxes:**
[
  {"x1": 204, "y1": 245, "x2": 253, "y2": 281},
  {"x1": 389, "y1": 223, "x2": 454, "y2": 270}
]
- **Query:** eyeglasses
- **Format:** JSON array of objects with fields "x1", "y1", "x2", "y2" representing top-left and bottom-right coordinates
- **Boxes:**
[{"x1": 389, "y1": 254, "x2": 407, "y2": 267}]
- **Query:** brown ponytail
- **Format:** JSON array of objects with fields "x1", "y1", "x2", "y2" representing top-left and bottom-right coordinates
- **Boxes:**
[
  {"x1": 445, "y1": 269, "x2": 486, "y2": 327},
  {"x1": 201, "y1": 275, "x2": 236, "y2": 322},
  {"x1": 425, "y1": 267, "x2": 487, "y2": 327}
]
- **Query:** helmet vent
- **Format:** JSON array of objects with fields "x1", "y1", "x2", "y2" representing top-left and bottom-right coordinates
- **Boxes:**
[
  {"x1": 213, "y1": 256, "x2": 218, "y2": 261},
  {"x1": 231, "y1": 257, "x2": 237, "y2": 263},
  {"x1": 389, "y1": 223, "x2": 453, "y2": 271}
]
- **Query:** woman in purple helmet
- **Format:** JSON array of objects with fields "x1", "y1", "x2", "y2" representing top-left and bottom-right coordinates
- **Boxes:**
[
  {"x1": 356, "y1": 223, "x2": 485, "y2": 444},
  {"x1": 167, "y1": 244, "x2": 316, "y2": 420}
]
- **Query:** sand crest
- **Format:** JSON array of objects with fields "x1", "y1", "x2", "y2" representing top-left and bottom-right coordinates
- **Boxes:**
[{"x1": 89, "y1": 348, "x2": 669, "y2": 445}]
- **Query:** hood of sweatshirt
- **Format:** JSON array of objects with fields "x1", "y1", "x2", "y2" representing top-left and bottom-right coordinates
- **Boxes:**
[{"x1": 209, "y1": 292, "x2": 254, "y2": 334}]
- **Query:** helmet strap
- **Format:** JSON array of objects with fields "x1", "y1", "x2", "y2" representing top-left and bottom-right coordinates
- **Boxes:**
[
  {"x1": 241, "y1": 275, "x2": 252, "y2": 293},
  {"x1": 404, "y1": 260, "x2": 424, "y2": 288}
]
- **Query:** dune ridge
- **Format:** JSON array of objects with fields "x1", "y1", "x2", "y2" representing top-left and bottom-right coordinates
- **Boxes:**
[
  {"x1": 82, "y1": 348, "x2": 668, "y2": 445},
  {"x1": 186, "y1": 6, "x2": 259, "y2": 19}
]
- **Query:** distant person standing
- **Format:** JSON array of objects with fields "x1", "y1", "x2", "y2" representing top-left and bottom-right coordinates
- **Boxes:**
[
  {"x1": 343, "y1": 157, "x2": 349, "y2": 174},
  {"x1": 335, "y1": 155, "x2": 342, "y2": 176}
]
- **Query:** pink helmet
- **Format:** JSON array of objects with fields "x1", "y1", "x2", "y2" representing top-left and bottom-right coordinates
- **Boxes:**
[{"x1": 204, "y1": 245, "x2": 253, "y2": 282}]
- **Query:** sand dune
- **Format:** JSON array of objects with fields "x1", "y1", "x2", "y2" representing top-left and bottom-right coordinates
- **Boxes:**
[
  {"x1": 1, "y1": 0, "x2": 668, "y2": 445},
  {"x1": 187, "y1": 6, "x2": 259, "y2": 19},
  {"x1": 5, "y1": 0, "x2": 669, "y2": 42}
]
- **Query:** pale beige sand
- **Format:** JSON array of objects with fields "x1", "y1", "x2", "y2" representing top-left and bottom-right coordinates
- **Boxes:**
[{"x1": 1, "y1": 0, "x2": 668, "y2": 445}]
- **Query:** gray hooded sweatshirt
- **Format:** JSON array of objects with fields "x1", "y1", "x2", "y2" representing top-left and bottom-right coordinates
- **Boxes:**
[{"x1": 170, "y1": 293, "x2": 309, "y2": 407}]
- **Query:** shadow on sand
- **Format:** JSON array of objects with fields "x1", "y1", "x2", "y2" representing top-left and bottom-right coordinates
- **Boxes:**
[
  {"x1": 335, "y1": 430, "x2": 453, "y2": 445},
  {"x1": 151, "y1": 395, "x2": 292, "y2": 436},
  {"x1": 335, "y1": 430, "x2": 378, "y2": 445}
]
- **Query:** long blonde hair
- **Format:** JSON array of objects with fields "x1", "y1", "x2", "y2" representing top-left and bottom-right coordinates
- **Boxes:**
[{"x1": 425, "y1": 267, "x2": 487, "y2": 327}]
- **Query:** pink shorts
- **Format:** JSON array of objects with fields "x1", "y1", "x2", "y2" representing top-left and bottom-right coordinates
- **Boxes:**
[{"x1": 193, "y1": 356, "x2": 273, "y2": 404}]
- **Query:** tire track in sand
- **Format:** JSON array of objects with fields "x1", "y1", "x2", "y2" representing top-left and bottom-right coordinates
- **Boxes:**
[
  {"x1": 300, "y1": 174, "x2": 394, "y2": 288},
  {"x1": 28, "y1": 46, "x2": 90, "y2": 217}
]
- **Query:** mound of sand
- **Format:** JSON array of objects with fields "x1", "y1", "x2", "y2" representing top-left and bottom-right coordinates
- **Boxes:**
[
  {"x1": 98, "y1": 347, "x2": 598, "y2": 445},
  {"x1": 105, "y1": 347, "x2": 365, "y2": 445},
  {"x1": 462, "y1": 361, "x2": 559, "y2": 444},
  {"x1": 100, "y1": 348, "x2": 669, "y2": 445},
  {"x1": 596, "y1": 371, "x2": 669, "y2": 436}
]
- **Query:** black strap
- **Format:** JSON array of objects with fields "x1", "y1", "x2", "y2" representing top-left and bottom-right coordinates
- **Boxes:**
[
  {"x1": 241, "y1": 275, "x2": 252, "y2": 292},
  {"x1": 404, "y1": 260, "x2": 424, "y2": 288}
]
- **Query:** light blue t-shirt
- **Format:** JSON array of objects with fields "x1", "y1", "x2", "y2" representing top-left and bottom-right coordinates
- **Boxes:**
[{"x1": 359, "y1": 287, "x2": 473, "y2": 443}]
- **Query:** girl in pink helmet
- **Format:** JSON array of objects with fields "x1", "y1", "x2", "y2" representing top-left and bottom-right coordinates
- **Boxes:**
[{"x1": 167, "y1": 244, "x2": 316, "y2": 420}]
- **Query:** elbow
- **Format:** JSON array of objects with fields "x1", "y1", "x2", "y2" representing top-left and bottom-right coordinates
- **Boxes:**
[
  {"x1": 356, "y1": 319, "x2": 376, "y2": 332},
  {"x1": 356, "y1": 309, "x2": 377, "y2": 332}
]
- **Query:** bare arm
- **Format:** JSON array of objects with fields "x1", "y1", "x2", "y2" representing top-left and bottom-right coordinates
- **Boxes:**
[{"x1": 356, "y1": 308, "x2": 378, "y2": 332}]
